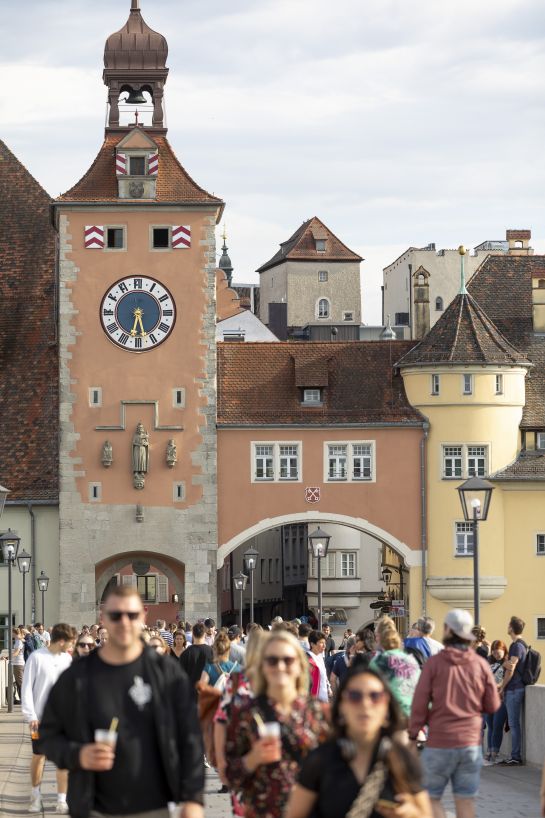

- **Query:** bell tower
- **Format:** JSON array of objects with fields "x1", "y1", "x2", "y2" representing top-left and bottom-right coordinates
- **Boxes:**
[{"x1": 103, "y1": 0, "x2": 169, "y2": 132}]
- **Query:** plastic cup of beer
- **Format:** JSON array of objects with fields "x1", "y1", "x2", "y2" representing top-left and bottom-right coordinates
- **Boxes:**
[
  {"x1": 258, "y1": 721, "x2": 281, "y2": 763},
  {"x1": 94, "y1": 729, "x2": 118, "y2": 750}
]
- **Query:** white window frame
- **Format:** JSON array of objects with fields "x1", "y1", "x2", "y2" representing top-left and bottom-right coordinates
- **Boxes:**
[
  {"x1": 462, "y1": 374, "x2": 473, "y2": 395},
  {"x1": 316, "y1": 297, "x2": 330, "y2": 319},
  {"x1": 442, "y1": 444, "x2": 489, "y2": 479},
  {"x1": 467, "y1": 445, "x2": 487, "y2": 477},
  {"x1": 89, "y1": 387, "x2": 102, "y2": 407},
  {"x1": 324, "y1": 441, "x2": 376, "y2": 483},
  {"x1": 104, "y1": 225, "x2": 127, "y2": 252},
  {"x1": 315, "y1": 239, "x2": 326, "y2": 252},
  {"x1": 172, "y1": 387, "x2": 185, "y2": 408},
  {"x1": 537, "y1": 533, "x2": 545, "y2": 556},
  {"x1": 318, "y1": 270, "x2": 328, "y2": 282},
  {"x1": 431, "y1": 374, "x2": 440, "y2": 396},
  {"x1": 536, "y1": 616, "x2": 545, "y2": 640},
  {"x1": 341, "y1": 552, "x2": 357, "y2": 577},
  {"x1": 454, "y1": 522, "x2": 474, "y2": 557},
  {"x1": 279, "y1": 444, "x2": 300, "y2": 480},
  {"x1": 495, "y1": 374, "x2": 503, "y2": 395},
  {"x1": 352, "y1": 443, "x2": 373, "y2": 481},
  {"x1": 302, "y1": 388, "x2": 322, "y2": 405},
  {"x1": 536, "y1": 432, "x2": 545, "y2": 450},
  {"x1": 343, "y1": 311, "x2": 354, "y2": 322},
  {"x1": 309, "y1": 552, "x2": 336, "y2": 578},
  {"x1": 251, "y1": 442, "x2": 302, "y2": 483}
]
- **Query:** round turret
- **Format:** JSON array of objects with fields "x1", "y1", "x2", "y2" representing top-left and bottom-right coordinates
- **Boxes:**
[{"x1": 104, "y1": 1, "x2": 168, "y2": 71}]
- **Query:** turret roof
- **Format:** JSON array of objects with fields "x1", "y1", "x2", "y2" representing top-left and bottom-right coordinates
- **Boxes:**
[
  {"x1": 396, "y1": 291, "x2": 529, "y2": 368},
  {"x1": 104, "y1": 1, "x2": 168, "y2": 71},
  {"x1": 256, "y1": 216, "x2": 362, "y2": 273}
]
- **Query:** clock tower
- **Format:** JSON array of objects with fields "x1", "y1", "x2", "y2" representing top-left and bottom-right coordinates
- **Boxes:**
[{"x1": 54, "y1": 1, "x2": 223, "y2": 625}]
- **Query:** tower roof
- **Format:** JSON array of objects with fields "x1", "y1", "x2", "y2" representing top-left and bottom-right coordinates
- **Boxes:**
[
  {"x1": 256, "y1": 216, "x2": 362, "y2": 273},
  {"x1": 396, "y1": 292, "x2": 530, "y2": 368},
  {"x1": 104, "y1": 1, "x2": 168, "y2": 71}
]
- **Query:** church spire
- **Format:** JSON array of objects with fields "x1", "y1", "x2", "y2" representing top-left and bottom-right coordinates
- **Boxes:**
[{"x1": 219, "y1": 226, "x2": 234, "y2": 286}]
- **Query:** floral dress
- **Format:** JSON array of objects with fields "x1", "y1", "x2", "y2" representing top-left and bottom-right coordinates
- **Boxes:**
[{"x1": 225, "y1": 694, "x2": 330, "y2": 818}]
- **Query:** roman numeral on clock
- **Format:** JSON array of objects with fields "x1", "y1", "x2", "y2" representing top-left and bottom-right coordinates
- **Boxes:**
[
  {"x1": 149, "y1": 333, "x2": 157, "y2": 344},
  {"x1": 159, "y1": 323, "x2": 169, "y2": 333},
  {"x1": 135, "y1": 337, "x2": 142, "y2": 349},
  {"x1": 163, "y1": 310, "x2": 173, "y2": 316},
  {"x1": 119, "y1": 333, "x2": 129, "y2": 345},
  {"x1": 107, "y1": 323, "x2": 118, "y2": 334},
  {"x1": 103, "y1": 309, "x2": 114, "y2": 316},
  {"x1": 159, "y1": 294, "x2": 169, "y2": 303}
]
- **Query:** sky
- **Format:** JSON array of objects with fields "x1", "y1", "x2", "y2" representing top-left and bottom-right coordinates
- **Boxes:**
[{"x1": 2, "y1": 0, "x2": 545, "y2": 323}]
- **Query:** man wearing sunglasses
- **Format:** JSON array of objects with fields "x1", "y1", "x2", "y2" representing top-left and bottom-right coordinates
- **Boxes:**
[{"x1": 37, "y1": 585, "x2": 204, "y2": 818}]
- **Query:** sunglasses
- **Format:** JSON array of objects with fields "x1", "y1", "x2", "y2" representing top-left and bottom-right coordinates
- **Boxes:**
[
  {"x1": 105, "y1": 611, "x2": 140, "y2": 622},
  {"x1": 343, "y1": 689, "x2": 388, "y2": 705},
  {"x1": 77, "y1": 642, "x2": 93, "y2": 649},
  {"x1": 263, "y1": 655, "x2": 297, "y2": 668}
]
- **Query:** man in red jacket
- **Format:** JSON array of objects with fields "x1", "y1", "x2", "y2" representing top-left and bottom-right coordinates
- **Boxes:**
[{"x1": 408, "y1": 609, "x2": 500, "y2": 818}]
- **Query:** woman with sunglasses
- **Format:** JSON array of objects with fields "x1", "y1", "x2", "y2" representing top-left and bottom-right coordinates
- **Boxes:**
[
  {"x1": 74, "y1": 633, "x2": 95, "y2": 659},
  {"x1": 286, "y1": 661, "x2": 432, "y2": 818},
  {"x1": 225, "y1": 630, "x2": 329, "y2": 818}
]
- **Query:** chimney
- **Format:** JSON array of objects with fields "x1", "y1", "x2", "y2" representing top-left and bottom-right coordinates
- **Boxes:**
[
  {"x1": 506, "y1": 229, "x2": 533, "y2": 256},
  {"x1": 532, "y1": 273, "x2": 545, "y2": 334}
]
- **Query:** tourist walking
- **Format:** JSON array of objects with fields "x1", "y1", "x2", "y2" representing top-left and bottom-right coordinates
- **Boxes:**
[
  {"x1": 498, "y1": 616, "x2": 527, "y2": 765},
  {"x1": 329, "y1": 636, "x2": 357, "y2": 695},
  {"x1": 38, "y1": 585, "x2": 204, "y2": 818},
  {"x1": 12, "y1": 627, "x2": 25, "y2": 703},
  {"x1": 285, "y1": 662, "x2": 432, "y2": 818},
  {"x1": 74, "y1": 633, "x2": 96, "y2": 660},
  {"x1": 483, "y1": 640, "x2": 508, "y2": 764},
  {"x1": 179, "y1": 622, "x2": 213, "y2": 699},
  {"x1": 21, "y1": 622, "x2": 75, "y2": 813},
  {"x1": 171, "y1": 629, "x2": 187, "y2": 659},
  {"x1": 156, "y1": 618, "x2": 173, "y2": 648},
  {"x1": 225, "y1": 630, "x2": 329, "y2": 818},
  {"x1": 370, "y1": 616, "x2": 421, "y2": 720},
  {"x1": 408, "y1": 609, "x2": 500, "y2": 818}
]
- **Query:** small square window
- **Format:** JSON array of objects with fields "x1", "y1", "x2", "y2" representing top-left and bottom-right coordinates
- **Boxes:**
[
  {"x1": 495, "y1": 374, "x2": 503, "y2": 395},
  {"x1": 89, "y1": 483, "x2": 102, "y2": 502},
  {"x1": 172, "y1": 388, "x2": 185, "y2": 408},
  {"x1": 318, "y1": 271, "x2": 328, "y2": 282},
  {"x1": 89, "y1": 387, "x2": 102, "y2": 407},
  {"x1": 537, "y1": 534, "x2": 545, "y2": 555},
  {"x1": 303, "y1": 389, "x2": 321, "y2": 404},
  {"x1": 107, "y1": 228, "x2": 124, "y2": 249},
  {"x1": 315, "y1": 239, "x2": 326, "y2": 252},
  {"x1": 431, "y1": 374, "x2": 440, "y2": 396},
  {"x1": 537, "y1": 617, "x2": 545, "y2": 639},
  {"x1": 153, "y1": 228, "x2": 170, "y2": 249},
  {"x1": 173, "y1": 482, "x2": 185, "y2": 502},
  {"x1": 463, "y1": 374, "x2": 473, "y2": 395},
  {"x1": 130, "y1": 156, "x2": 146, "y2": 176},
  {"x1": 343, "y1": 311, "x2": 354, "y2": 322}
]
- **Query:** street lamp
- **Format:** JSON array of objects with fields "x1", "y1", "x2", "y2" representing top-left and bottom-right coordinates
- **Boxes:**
[
  {"x1": 37, "y1": 571, "x2": 50, "y2": 624},
  {"x1": 457, "y1": 476, "x2": 495, "y2": 626},
  {"x1": 233, "y1": 571, "x2": 248, "y2": 632},
  {"x1": 243, "y1": 546, "x2": 259, "y2": 623},
  {"x1": 0, "y1": 528, "x2": 21, "y2": 713},
  {"x1": 17, "y1": 548, "x2": 32, "y2": 626},
  {"x1": 308, "y1": 526, "x2": 331, "y2": 631}
]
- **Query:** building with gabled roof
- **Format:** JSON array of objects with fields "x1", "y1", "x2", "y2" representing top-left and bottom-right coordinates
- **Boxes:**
[{"x1": 257, "y1": 217, "x2": 363, "y2": 339}]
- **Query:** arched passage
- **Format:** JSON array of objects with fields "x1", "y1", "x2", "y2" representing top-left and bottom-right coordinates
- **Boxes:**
[{"x1": 217, "y1": 511, "x2": 421, "y2": 569}]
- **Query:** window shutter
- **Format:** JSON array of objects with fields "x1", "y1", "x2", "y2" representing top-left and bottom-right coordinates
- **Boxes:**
[
  {"x1": 148, "y1": 152, "x2": 159, "y2": 176},
  {"x1": 157, "y1": 574, "x2": 169, "y2": 603},
  {"x1": 84, "y1": 226, "x2": 104, "y2": 249},
  {"x1": 116, "y1": 152, "x2": 127, "y2": 176},
  {"x1": 122, "y1": 573, "x2": 136, "y2": 586},
  {"x1": 172, "y1": 225, "x2": 191, "y2": 249}
]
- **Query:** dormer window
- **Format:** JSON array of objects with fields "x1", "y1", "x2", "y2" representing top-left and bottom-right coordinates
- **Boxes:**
[
  {"x1": 315, "y1": 239, "x2": 326, "y2": 252},
  {"x1": 537, "y1": 432, "x2": 545, "y2": 450},
  {"x1": 303, "y1": 388, "x2": 322, "y2": 405},
  {"x1": 129, "y1": 156, "x2": 146, "y2": 176}
]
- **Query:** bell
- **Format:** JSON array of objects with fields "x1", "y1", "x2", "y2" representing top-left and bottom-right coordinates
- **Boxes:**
[{"x1": 124, "y1": 88, "x2": 147, "y2": 105}]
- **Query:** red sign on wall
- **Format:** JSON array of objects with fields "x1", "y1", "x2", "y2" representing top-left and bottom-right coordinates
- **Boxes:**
[{"x1": 305, "y1": 487, "x2": 321, "y2": 504}]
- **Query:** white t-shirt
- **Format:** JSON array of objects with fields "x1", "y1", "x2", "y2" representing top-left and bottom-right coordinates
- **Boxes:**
[
  {"x1": 425, "y1": 636, "x2": 443, "y2": 656},
  {"x1": 40, "y1": 631, "x2": 51, "y2": 646},
  {"x1": 21, "y1": 647, "x2": 72, "y2": 723},
  {"x1": 13, "y1": 638, "x2": 25, "y2": 667}
]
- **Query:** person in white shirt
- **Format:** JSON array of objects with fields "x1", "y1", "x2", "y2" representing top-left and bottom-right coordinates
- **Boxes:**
[
  {"x1": 309, "y1": 630, "x2": 332, "y2": 703},
  {"x1": 203, "y1": 617, "x2": 216, "y2": 647},
  {"x1": 21, "y1": 622, "x2": 75, "y2": 814},
  {"x1": 35, "y1": 623, "x2": 50, "y2": 647}
]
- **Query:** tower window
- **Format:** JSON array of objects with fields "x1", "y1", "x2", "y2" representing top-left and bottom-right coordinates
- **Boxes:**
[
  {"x1": 435, "y1": 297, "x2": 444, "y2": 311},
  {"x1": 317, "y1": 298, "x2": 330, "y2": 319},
  {"x1": 318, "y1": 271, "x2": 328, "y2": 282},
  {"x1": 152, "y1": 228, "x2": 170, "y2": 249},
  {"x1": 89, "y1": 387, "x2": 102, "y2": 407},
  {"x1": 107, "y1": 228, "x2": 124, "y2": 249},
  {"x1": 172, "y1": 388, "x2": 185, "y2": 408},
  {"x1": 343, "y1": 311, "x2": 354, "y2": 321},
  {"x1": 431, "y1": 374, "x2": 440, "y2": 396},
  {"x1": 463, "y1": 374, "x2": 473, "y2": 395},
  {"x1": 89, "y1": 483, "x2": 102, "y2": 502},
  {"x1": 495, "y1": 374, "x2": 503, "y2": 395},
  {"x1": 173, "y1": 482, "x2": 185, "y2": 502},
  {"x1": 129, "y1": 156, "x2": 146, "y2": 175}
]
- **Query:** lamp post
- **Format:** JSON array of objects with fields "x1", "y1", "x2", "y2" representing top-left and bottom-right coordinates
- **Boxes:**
[
  {"x1": 0, "y1": 529, "x2": 21, "y2": 713},
  {"x1": 17, "y1": 548, "x2": 32, "y2": 626},
  {"x1": 308, "y1": 526, "x2": 331, "y2": 631},
  {"x1": 243, "y1": 546, "x2": 259, "y2": 623},
  {"x1": 37, "y1": 571, "x2": 50, "y2": 624},
  {"x1": 233, "y1": 571, "x2": 248, "y2": 632},
  {"x1": 457, "y1": 476, "x2": 495, "y2": 626}
]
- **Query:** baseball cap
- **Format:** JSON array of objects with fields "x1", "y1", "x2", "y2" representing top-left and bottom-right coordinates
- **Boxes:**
[
  {"x1": 444, "y1": 609, "x2": 474, "y2": 641},
  {"x1": 228, "y1": 626, "x2": 241, "y2": 638}
]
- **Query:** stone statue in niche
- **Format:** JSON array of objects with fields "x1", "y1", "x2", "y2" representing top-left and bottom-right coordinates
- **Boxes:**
[
  {"x1": 101, "y1": 440, "x2": 113, "y2": 468},
  {"x1": 166, "y1": 439, "x2": 177, "y2": 468},
  {"x1": 132, "y1": 422, "x2": 149, "y2": 489}
]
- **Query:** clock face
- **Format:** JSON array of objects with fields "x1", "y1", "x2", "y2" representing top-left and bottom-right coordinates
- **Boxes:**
[{"x1": 99, "y1": 276, "x2": 176, "y2": 352}]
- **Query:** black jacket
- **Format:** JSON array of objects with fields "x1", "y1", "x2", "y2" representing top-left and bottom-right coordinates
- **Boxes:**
[{"x1": 37, "y1": 646, "x2": 204, "y2": 818}]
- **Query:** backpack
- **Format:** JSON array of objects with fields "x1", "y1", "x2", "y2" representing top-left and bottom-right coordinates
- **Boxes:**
[
  {"x1": 520, "y1": 640, "x2": 541, "y2": 685},
  {"x1": 32, "y1": 633, "x2": 43, "y2": 651}
]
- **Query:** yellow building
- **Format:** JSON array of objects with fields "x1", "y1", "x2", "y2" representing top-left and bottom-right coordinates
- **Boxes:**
[{"x1": 398, "y1": 249, "x2": 545, "y2": 653}]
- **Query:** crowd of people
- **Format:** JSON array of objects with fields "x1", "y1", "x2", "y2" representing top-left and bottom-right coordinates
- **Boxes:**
[{"x1": 7, "y1": 591, "x2": 545, "y2": 818}]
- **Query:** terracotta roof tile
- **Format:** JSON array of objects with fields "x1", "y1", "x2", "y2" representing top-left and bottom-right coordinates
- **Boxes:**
[
  {"x1": 0, "y1": 140, "x2": 58, "y2": 502},
  {"x1": 217, "y1": 341, "x2": 424, "y2": 425},
  {"x1": 396, "y1": 292, "x2": 529, "y2": 368},
  {"x1": 493, "y1": 451, "x2": 545, "y2": 481},
  {"x1": 256, "y1": 217, "x2": 362, "y2": 273},
  {"x1": 468, "y1": 255, "x2": 545, "y2": 428},
  {"x1": 57, "y1": 133, "x2": 222, "y2": 205}
]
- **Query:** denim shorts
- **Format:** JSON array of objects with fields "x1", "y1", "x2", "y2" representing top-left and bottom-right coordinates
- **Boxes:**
[{"x1": 422, "y1": 745, "x2": 483, "y2": 799}]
